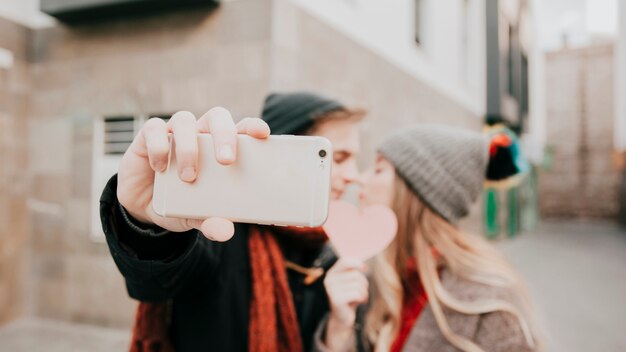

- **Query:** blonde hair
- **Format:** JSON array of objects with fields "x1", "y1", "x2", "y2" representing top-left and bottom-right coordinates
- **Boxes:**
[{"x1": 365, "y1": 175, "x2": 541, "y2": 352}]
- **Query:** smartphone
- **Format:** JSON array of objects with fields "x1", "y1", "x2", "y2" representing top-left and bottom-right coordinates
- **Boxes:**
[{"x1": 152, "y1": 134, "x2": 332, "y2": 227}]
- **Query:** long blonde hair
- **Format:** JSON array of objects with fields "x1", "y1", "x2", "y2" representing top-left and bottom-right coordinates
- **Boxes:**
[{"x1": 365, "y1": 175, "x2": 541, "y2": 352}]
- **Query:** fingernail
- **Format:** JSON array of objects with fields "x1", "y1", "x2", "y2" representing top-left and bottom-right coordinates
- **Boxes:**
[
  {"x1": 155, "y1": 161, "x2": 166, "y2": 172},
  {"x1": 219, "y1": 145, "x2": 234, "y2": 161},
  {"x1": 181, "y1": 167, "x2": 196, "y2": 182}
]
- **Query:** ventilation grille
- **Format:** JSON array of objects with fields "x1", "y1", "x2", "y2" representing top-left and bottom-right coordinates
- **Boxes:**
[{"x1": 104, "y1": 116, "x2": 135, "y2": 155}]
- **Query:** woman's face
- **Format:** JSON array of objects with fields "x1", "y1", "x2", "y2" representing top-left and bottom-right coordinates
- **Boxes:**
[{"x1": 359, "y1": 154, "x2": 396, "y2": 208}]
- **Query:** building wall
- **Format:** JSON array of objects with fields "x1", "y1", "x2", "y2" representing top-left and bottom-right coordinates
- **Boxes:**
[
  {"x1": 1, "y1": 0, "x2": 480, "y2": 328},
  {"x1": 541, "y1": 43, "x2": 620, "y2": 218},
  {"x1": 0, "y1": 0, "x2": 55, "y2": 29},
  {"x1": 288, "y1": 0, "x2": 487, "y2": 117},
  {"x1": 26, "y1": 1, "x2": 273, "y2": 328},
  {"x1": 616, "y1": 0, "x2": 626, "y2": 152},
  {"x1": 527, "y1": 0, "x2": 547, "y2": 150},
  {"x1": 615, "y1": 0, "x2": 626, "y2": 224},
  {"x1": 0, "y1": 17, "x2": 31, "y2": 324},
  {"x1": 270, "y1": 0, "x2": 481, "y2": 166}
]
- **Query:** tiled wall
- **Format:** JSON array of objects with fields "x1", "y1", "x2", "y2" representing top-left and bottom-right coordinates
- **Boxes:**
[
  {"x1": 542, "y1": 44, "x2": 620, "y2": 218},
  {"x1": 1, "y1": 0, "x2": 480, "y2": 328}
]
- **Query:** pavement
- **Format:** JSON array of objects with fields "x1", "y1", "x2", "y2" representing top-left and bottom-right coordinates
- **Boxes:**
[
  {"x1": 497, "y1": 220, "x2": 626, "y2": 352},
  {"x1": 0, "y1": 220, "x2": 624, "y2": 351}
]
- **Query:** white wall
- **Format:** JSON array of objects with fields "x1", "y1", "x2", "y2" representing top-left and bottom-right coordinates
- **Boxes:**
[
  {"x1": 0, "y1": 0, "x2": 54, "y2": 28},
  {"x1": 616, "y1": 0, "x2": 626, "y2": 151},
  {"x1": 289, "y1": 0, "x2": 487, "y2": 116},
  {"x1": 525, "y1": 0, "x2": 547, "y2": 158}
]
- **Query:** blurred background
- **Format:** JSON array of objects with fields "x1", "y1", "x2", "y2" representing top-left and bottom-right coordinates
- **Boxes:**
[{"x1": 0, "y1": 0, "x2": 624, "y2": 351}]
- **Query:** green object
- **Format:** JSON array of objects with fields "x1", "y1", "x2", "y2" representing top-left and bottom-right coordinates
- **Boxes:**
[
  {"x1": 507, "y1": 187, "x2": 519, "y2": 237},
  {"x1": 520, "y1": 168, "x2": 539, "y2": 232},
  {"x1": 543, "y1": 145, "x2": 555, "y2": 170},
  {"x1": 484, "y1": 188, "x2": 500, "y2": 239}
]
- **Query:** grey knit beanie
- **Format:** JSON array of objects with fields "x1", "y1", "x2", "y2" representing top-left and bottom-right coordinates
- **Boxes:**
[
  {"x1": 378, "y1": 125, "x2": 488, "y2": 223},
  {"x1": 261, "y1": 92, "x2": 345, "y2": 135}
]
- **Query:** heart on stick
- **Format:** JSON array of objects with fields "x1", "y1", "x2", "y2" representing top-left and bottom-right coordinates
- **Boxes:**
[{"x1": 323, "y1": 200, "x2": 398, "y2": 261}]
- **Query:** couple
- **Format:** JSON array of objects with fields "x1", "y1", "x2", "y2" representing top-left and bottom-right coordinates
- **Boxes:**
[{"x1": 100, "y1": 92, "x2": 540, "y2": 352}]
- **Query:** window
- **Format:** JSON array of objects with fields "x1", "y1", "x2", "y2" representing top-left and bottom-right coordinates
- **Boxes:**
[
  {"x1": 90, "y1": 114, "x2": 170, "y2": 240},
  {"x1": 415, "y1": 0, "x2": 424, "y2": 45},
  {"x1": 90, "y1": 115, "x2": 137, "y2": 241},
  {"x1": 103, "y1": 116, "x2": 135, "y2": 155},
  {"x1": 507, "y1": 25, "x2": 515, "y2": 96}
]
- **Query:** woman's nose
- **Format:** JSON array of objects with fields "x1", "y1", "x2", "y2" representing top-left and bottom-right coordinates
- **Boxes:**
[{"x1": 352, "y1": 170, "x2": 368, "y2": 186}]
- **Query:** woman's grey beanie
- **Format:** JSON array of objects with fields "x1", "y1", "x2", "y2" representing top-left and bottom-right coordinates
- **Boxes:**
[{"x1": 378, "y1": 125, "x2": 488, "y2": 223}]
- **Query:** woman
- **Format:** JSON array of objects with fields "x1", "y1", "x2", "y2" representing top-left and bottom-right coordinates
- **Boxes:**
[{"x1": 317, "y1": 125, "x2": 541, "y2": 352}]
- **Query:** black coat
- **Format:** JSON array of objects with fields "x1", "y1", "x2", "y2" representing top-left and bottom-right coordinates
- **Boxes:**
[{"x1": 100, "y1": 175, "x2": 334, "y2": 352}]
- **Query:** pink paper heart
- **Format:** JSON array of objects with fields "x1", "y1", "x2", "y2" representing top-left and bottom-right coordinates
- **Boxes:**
[{"x1": 323, "y1": 200, "x2": 398, "y2": 261}]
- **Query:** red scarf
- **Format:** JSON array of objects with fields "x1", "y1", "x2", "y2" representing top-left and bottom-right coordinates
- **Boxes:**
[
  {"x1": 390, "y1": 259, "x2": 429, "y2": 352},
  {"x1": 128, "y1": 225, "x2": 327, "y2": 352}
]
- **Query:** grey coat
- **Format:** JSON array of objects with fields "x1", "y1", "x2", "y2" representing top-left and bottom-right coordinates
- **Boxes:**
[{"x1": 314, "y1": 269, "x2": 535, "y2": 352}]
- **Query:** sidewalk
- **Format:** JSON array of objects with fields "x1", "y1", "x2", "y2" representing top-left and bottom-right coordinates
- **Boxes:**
[
  {"x1": 0, "y1": 221, "x2": 623, "y2": 351},
  {"x1": 0, "y1": 318, "x2": 130, "y2": 351},
  {"x1": 498, "y1": 220, "x2": 626, "y2": 352}
]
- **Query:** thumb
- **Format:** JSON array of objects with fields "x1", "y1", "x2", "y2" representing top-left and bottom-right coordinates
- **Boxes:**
[{"x1": 198, "y1": 217, "x2": 235, "y2": 242}]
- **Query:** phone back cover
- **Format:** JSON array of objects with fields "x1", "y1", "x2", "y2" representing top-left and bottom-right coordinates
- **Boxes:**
[{"x1": 153, "y1": 134, "x2": 332, "y2": 227}]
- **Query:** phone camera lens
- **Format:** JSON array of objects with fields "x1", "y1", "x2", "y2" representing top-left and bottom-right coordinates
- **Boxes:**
[{"x1": 319, "y1": 149, "x2": 327, "y2": 158}]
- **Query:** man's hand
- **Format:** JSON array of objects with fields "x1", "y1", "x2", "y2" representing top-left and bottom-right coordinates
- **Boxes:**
[{"x1": 116, "y1": 107, "x2": 270, "y2": 241}]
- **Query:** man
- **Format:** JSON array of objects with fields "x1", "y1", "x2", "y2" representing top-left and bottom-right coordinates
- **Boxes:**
[{"x1": 100, "y1": 92, "x2": 364, "y2": 351}]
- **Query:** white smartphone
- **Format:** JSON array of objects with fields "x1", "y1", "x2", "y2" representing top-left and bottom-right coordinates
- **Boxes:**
[{"x1": 152, "y1": 134, "x2": 332, "y2": 227}]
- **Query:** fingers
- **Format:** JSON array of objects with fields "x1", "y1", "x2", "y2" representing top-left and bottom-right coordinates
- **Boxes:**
[
  {"x1": 136, "y1": 117, "x2": 170, "y2": 172},
  {"x1": 184, "y1": 217, "x2": 234, "y2": 241},
  {"x1": 236, "y1": 117, "x2": 271, "y2": 139},
  {"x1": 168, "y1": 111, "x2": 199, "y2": 182},
  {"x1": 198, "y1": 217, "x2": 235, "y2": 242},
  {"x1": 325, "y1": 270, "x2": 369, "y2": 290},
  {"x1": 344, "y1": 285, "x2": 369, "y2": 304},
  {"x1": 329, "y1": 258, "x2": 368, "y2": 273},
  {"x1": 324, "y1": 262, "x2": 369, "y2": 306},
  {"x1": 326, "y1": 279, "x2": 369, "y2": 306},
  {"x1": 197, "y1": 107, "x2": 238, "y2": 165}
]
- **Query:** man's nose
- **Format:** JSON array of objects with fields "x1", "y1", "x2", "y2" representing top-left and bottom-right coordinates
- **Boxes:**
[{"x1": 342, "y1": 162, "x2": 360, "y2": 183}]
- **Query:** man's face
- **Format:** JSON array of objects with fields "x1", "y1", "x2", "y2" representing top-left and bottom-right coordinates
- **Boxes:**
[{"x1": 310, "y1": 118, "x2": 361, "y2": 200}]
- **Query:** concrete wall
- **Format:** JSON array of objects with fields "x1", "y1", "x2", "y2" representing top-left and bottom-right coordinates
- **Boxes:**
[
  {"x1": 617, "y1": 0, "x2": 626, "y2": 152},
  {"x1": 270, "y1": 0, "x2": 481, "y2": 166},
  {"x1": 541, "y1": 43, "x2": 620, "y2": 218},
  {"x1": 0, "y1": 0, "x2": 480, "y2": 328},
  {"x1": 289, "y1": 0, "x2": 486, "y2": 117},
  {"x1": 0, "y1": 17, "x2": 31, "y2": 325},
  {"x1": 615, "y1": 0, "x2": 626, "y2": 225},
  {"x1": 0, "y1": 0, "x2": 54, "y2": 29}
]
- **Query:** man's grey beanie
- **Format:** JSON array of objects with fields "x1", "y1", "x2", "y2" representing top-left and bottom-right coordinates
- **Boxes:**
[{"x1": 378, "y1": 125, "x2": 488, "y2": 223}]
